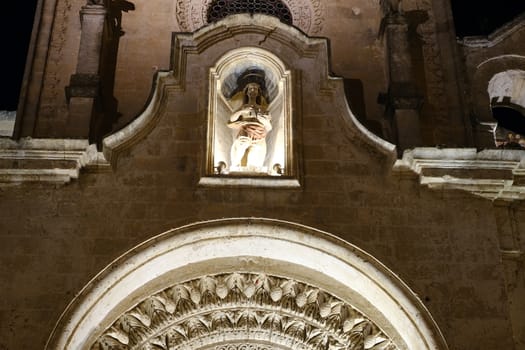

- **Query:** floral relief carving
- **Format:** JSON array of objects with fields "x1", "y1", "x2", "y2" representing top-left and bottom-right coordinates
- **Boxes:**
[
  {"x1": 214, "y1": 345, "x2": 272, "y2": 350},
  {"x1": 175, "y1": 0, "x2": 324, "y2": 34},
  {"x1": 92, "y1": 273, "x2": 397, "y2": 350}
]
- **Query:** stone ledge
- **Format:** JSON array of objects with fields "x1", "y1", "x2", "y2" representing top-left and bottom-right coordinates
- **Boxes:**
[
  {"x1": 393, "y1": 147, "x2": 525, "y2": 201},
  {"x1": 0, "y1": 138, "x2": 110, "y2": 185},
  {"x1": 459, "y1": 13, "x2": 525, "y2": 48},
  {"x1": 198, "y1": 176, "x2": 301, "y2": 188}
]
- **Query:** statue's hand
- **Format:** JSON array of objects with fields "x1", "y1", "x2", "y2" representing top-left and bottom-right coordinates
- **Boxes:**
[{"x1": 243, "y1": 124, "x2": 267, "y2": 140}]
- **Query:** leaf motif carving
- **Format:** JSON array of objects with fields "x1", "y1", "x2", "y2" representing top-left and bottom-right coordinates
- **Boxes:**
[{"x1": 92, "y1": 273, "x2": 397, "y2": 350}]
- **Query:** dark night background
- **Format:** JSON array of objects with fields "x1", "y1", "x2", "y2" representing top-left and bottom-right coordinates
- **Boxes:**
[{"x1": 1, "y1": 0, "x2": 525, "y2": 111}]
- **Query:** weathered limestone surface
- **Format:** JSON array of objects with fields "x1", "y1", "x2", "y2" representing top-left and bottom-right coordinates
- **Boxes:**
[
  {"x1": 3, "y1": 0, "x2": 525, "y2": 349},
  {"x1": 1, "y1": 17, "x2": 521, "y2": 349},
  {"x1": 1, "y1": 108, "x2": 518, "y2": 349},
  {"x1": 17, "y1": 0, "x2": 471, "y2": 148}
]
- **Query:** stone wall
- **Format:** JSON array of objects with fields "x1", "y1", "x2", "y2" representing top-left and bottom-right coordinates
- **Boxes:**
[
  {"x1": 3, "y1": 1, "x2": 525, "y2": 349},
  {"x1": 0, "y1": 93, "x2": 519, "y2": 349},
  {"x1": 1, "y1": 16, "x2": 522, "y2": 350},
  {"x1": 16, "y1": 0, "x2": 472, "y2": 148}
]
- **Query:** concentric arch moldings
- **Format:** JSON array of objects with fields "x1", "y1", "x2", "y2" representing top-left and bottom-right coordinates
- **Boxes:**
[
  {"x1": 45, "y1": 218, "x2": 448, "y2": 350},
  {"x1": 175, "y1": 0, "x2": 325, "y2": 34},
  {"x1": 92, "y1": 272, "x2": 396, "y2": 350}
]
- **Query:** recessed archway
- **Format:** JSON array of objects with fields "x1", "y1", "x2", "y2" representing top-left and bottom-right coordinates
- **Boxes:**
[{"x1": 46, "y1": 218, "x2": 448, "y2": 350}]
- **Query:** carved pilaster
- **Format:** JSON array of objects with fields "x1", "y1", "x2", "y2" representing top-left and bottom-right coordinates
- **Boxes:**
[
  {"x1": 65, "y1": 4, "x2": 107, "y2": 138},
  {"x1": 380, "y1": 11, "x2": 423, "y2": 152},
  {"x1": 77, "y1": 5, "x2": 107, "y2": 74},
  {"x1": 493, "y1": 203, "x2": 525, "y2": 347}
]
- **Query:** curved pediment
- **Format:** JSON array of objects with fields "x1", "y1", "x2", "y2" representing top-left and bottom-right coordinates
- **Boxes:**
[{"x1": 102, "y1": 14, "x2": 395, "y2": 169}]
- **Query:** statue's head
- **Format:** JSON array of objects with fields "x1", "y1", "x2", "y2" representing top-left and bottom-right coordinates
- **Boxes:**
[
  {"x1": 232, "y1": 69, "x2": 269, "y2": 105},
  {"x1": 244, "y1": 82, "x2": 262, "y2": 100}
]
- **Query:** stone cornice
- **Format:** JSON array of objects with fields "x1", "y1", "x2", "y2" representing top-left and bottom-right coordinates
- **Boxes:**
[
  {"x1": 458, "y1": 13, "x2": 525, "y2": 48},
  {"x1": 0, "y1": 138, "x2": 110, "y2": 185},
  {"x1": 393, "y1": 148, "x2": 525, "y2": 201}
]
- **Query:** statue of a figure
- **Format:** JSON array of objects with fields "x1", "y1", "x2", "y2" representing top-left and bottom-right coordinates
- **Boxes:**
[{"x1": 227, "y1": 81, "x2": 272, "y2": 171}]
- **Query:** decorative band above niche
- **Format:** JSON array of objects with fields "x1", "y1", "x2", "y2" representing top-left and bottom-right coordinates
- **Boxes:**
[{"x1": 175, "y1": 0, "x2": 325, "y2": 34}]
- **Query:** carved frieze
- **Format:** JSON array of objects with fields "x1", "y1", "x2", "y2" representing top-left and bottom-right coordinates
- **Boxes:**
[
  {"x1": 92, "y1": 272, "x2": 397, "y2": 350},
  {"x1": 214, "y1": 345, "x2": 273, "y2": 350},
  {"x1": 175, "y1": 0, "x2": 324, "y2": 34}
]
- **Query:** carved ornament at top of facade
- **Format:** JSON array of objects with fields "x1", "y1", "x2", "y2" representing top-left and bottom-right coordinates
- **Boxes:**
[{"x1": 175, "y1": 0, "x2": 325, "y2": 34}]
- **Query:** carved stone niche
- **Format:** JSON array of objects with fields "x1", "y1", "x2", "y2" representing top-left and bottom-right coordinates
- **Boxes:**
[
  {"x1": 102, "y1": 14, "x2": 395, "y2": 178},
  {"x1": 205, "y1": 48, "x2": 293, "y2": 179},
  {"x1": 469, "y1": 55, "x2": 525, "y2": 148}
]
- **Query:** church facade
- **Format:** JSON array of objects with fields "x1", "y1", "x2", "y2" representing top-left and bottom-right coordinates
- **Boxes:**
[{"x1": 1, "y1": 0, "x2": 525, "y2": 349}]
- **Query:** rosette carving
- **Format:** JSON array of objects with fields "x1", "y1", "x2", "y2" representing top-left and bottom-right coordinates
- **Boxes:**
[
  {"x1": 91, "y1": 273, "x2": 397, "y2": 350},
  {"x1": 175, "y1": 0, "x2": 324, "y2": 34}
]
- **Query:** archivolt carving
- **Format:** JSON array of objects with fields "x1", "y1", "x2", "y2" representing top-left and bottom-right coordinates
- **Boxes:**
[
  {"x1": 92, "y1": 273, "x2": 396, "y2": 350},
  {"x1": 175, "y1": 0, "x2": 324, "y2": 34},
  {"x1": 214, "y1": 345, "x2": 273, "y2": 350}
]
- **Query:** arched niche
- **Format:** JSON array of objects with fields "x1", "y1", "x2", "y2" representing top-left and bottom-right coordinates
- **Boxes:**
[
  {"x1": 206, "y1": 47, "x2": 292, "y2": 177},
  {"x1": 488, "y1": 70, "x2": 525, "y2": 108},
  {"x1": 46, "y1": 218, "x2": 448, "y2": 350},
  {"x1": 488, "y1": 70, "x2": 525, "y2": 147},
  {"x1": 470, "y1": 55, "x2": 525, "y2": 147},
  {"x1": 472, "y1": 55, "x2": 525, "y2": 123},
  {"x1": 102, "y1": 14, "x2": 395, "y2": 171}
]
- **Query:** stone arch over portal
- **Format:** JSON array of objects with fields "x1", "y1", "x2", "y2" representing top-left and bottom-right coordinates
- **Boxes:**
[{"x1": 46, "y1": 218, "x2": 448, "y2": 350}]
